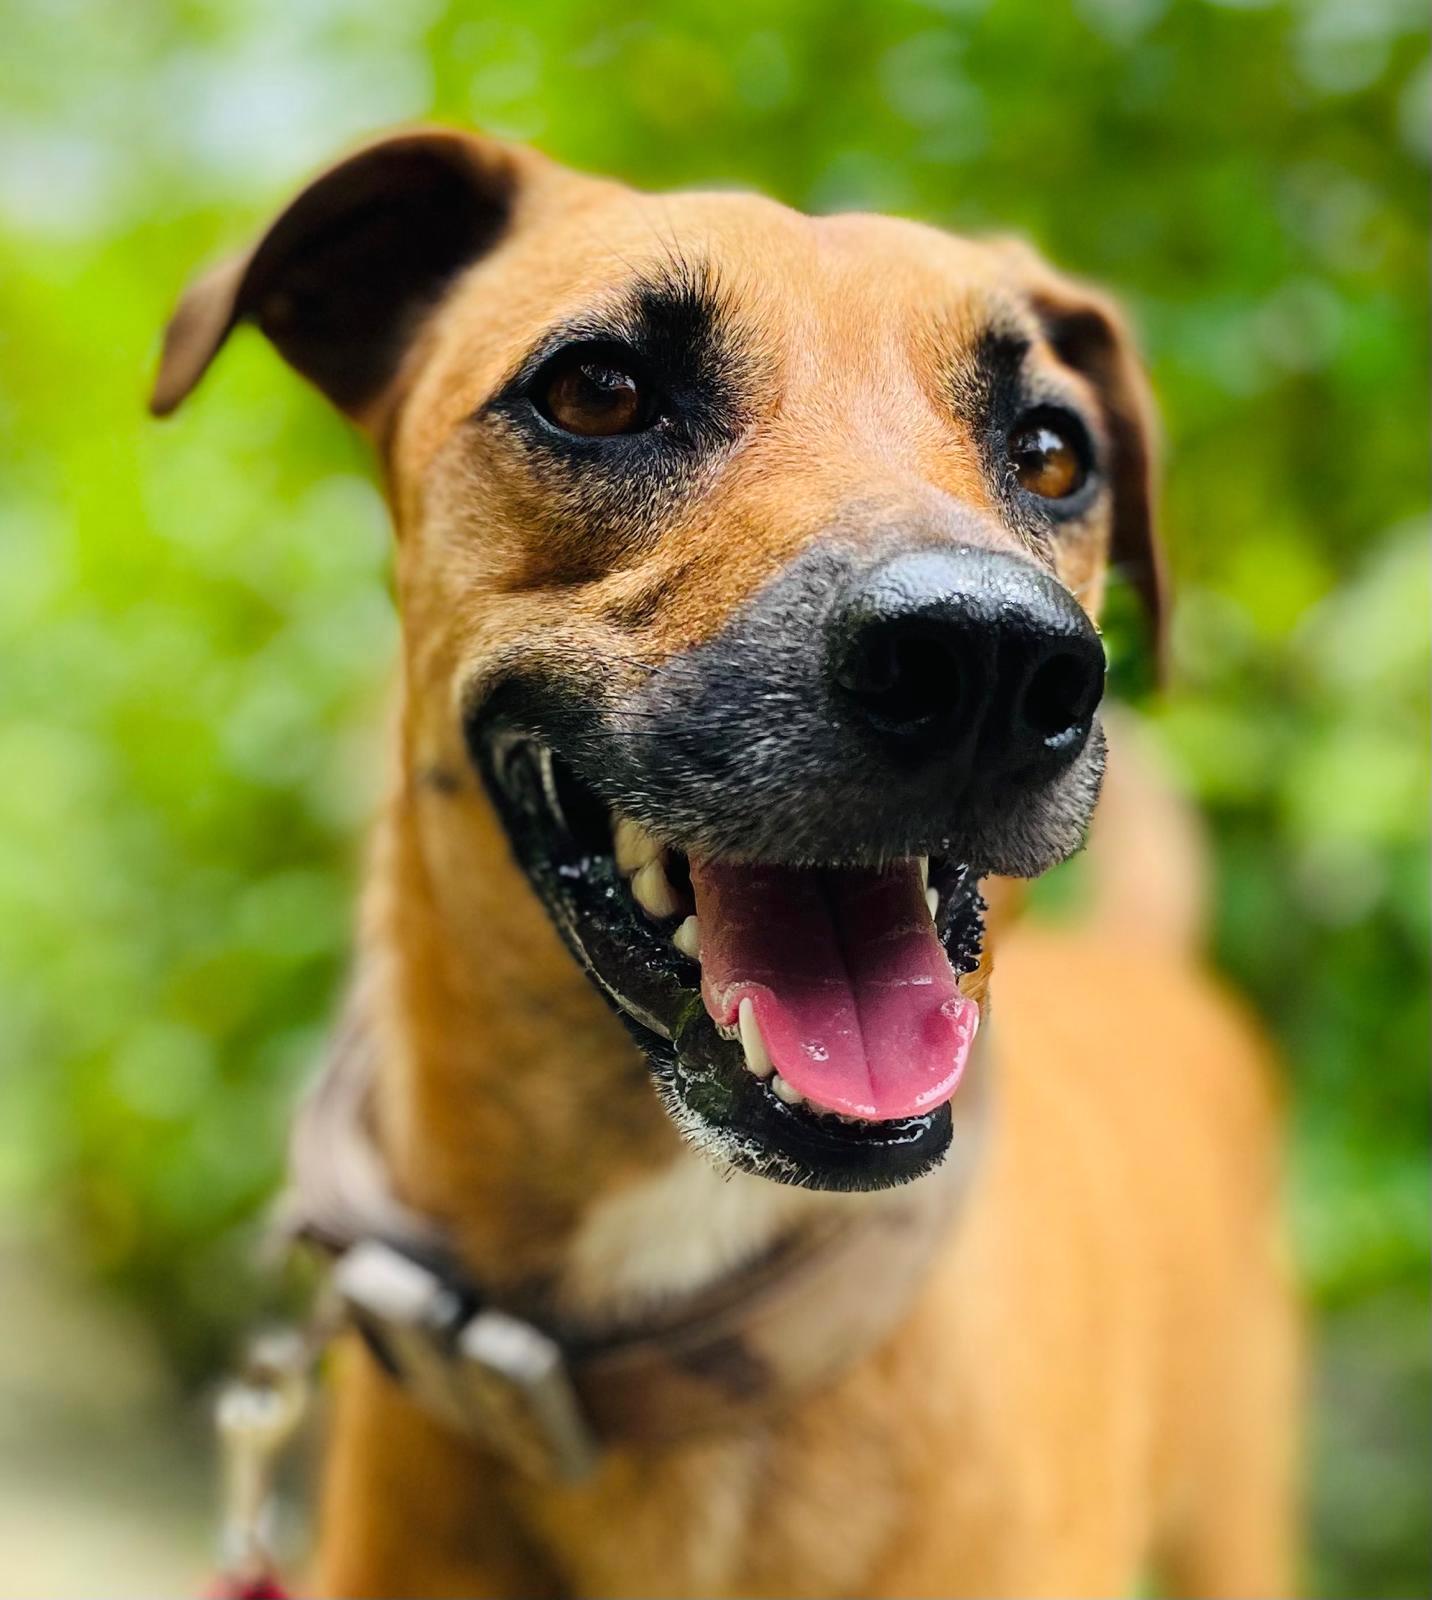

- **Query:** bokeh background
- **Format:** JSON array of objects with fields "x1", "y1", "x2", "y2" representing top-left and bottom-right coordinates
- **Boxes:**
[{"x1": 1, "y1": 0, "x2": 1427, "y2": 1593}]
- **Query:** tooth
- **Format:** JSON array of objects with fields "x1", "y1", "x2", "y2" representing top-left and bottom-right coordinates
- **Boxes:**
[
  {"x1": 737, "y1": 997, "x2": 773, "y2": 1078},
  {"x1": 614, "y1": 816, "x2": 662, "y2": 876},
  {"x1": 918, "y1": 856, "x2": 930, "y2": 889},
  {"x1": 632, "y1": 857, "x2": 680, "y2": 920},
  {"x1": 673, "y1": 915, "x2": 700, "y2": 960},
  {"x1": 771, "y1": 1074, "x2": 804, "y2": 1106},
  {"x1": 926, "y1": 886, "x2": 940, "y2": 920}
]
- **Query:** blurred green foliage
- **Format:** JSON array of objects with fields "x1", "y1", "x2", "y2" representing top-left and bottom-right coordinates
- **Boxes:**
[{"x1": 0, "y1": 1, "x2": 1426, "y2": 1593}]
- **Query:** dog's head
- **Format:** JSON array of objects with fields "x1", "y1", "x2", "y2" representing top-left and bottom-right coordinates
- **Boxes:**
[{"x1": 154, "y1": 129, "x2": 1162, "y2": 1194}]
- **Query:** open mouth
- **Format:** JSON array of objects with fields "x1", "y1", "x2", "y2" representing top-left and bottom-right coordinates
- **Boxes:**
[{"x1": 476, "y1": 724, "x2": 986, "y2": 1191}]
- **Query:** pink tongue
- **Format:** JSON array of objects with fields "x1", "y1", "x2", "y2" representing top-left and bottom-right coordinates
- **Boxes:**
[{"x1": 688, "y1": 859, "x2": 978, "y2": 1121}]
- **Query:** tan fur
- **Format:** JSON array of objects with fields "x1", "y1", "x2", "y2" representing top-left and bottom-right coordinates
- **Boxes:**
[{"x1": 155, "y1": 131, "x2": 1299, "y2": 1597}]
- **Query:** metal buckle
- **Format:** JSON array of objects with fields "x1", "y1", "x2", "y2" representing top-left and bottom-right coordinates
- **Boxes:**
[{"x1": 332, "y1": 1240, "x2": 599, "y2": 1481}]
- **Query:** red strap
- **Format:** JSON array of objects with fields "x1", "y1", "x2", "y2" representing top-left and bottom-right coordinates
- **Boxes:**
[{"x1": 209, "y1": 1571, "x2": 291, "y2": 1599}]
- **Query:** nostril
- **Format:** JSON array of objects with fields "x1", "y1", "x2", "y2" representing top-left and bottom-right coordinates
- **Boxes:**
[
  {"x1": 835, "y1": 625, "x2": 968, "y2": 737},
  {"x1": 836, "y1": 629, "x2": 900, "y2": 697},
  {"x1": 1021, "y1": 649, "x2": 1103, "y2": 743}
]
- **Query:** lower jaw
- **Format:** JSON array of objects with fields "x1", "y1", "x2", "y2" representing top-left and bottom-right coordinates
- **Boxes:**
[
  {"x1": 478, "y1": 731, "x2": 986, "y2": 1192},
  {"x1": 649, "y1": 1009, "x2": 960, "y2": 1190}
]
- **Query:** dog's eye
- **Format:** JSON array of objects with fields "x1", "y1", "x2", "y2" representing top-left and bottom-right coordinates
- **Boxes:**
[
  {"x1": 1008, "y1": 411, "x2": 1089, "y2": 501},
  {"x1": 538, "y1": 351, "x2": 650, "y2": 438}
]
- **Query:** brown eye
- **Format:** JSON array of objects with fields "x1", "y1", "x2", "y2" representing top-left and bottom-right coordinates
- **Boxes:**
[
  {"x1": 1009, "y1": 413, "x2": 1088, "y2": 500},
  {"x1": 541, "y1": 356, "x2": 647, "y2": 437}
]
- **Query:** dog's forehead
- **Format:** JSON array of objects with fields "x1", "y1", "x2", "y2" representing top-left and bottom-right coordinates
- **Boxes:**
[
  {"x1": 560, "y1": 185, "x2": 1006, "y2": 287},
  {"x1": 527, "y1": 180, "x2": 1016, "y2": 312}
]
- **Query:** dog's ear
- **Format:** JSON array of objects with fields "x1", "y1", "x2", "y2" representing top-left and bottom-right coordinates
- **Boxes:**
[
  {"x1": 994, "y1": 240, "x2": 1167, "y2": 674},
  {"x1": 150, "y1": 128, "x2": 525, "y2": 426}
]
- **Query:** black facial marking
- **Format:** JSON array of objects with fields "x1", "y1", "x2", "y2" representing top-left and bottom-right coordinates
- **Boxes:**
[
  {"x1": 953, "y1": 329, "x2": 1104, "y2": 548},
  {"x1": 475, "y1": 260, "x2": 757, "y2": 567}
]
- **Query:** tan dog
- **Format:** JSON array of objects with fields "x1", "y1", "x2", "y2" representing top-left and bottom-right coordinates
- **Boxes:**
[{"x1": 153, "y1": 129, "x2": 1299, "y2": 1598}]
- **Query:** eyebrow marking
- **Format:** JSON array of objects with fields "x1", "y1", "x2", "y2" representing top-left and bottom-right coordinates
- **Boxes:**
[
  {"x1": 949, "y1": 327, "x2": 1031, "y2": 425},
  {"x1": 621, "y1": 256, "x2": 734, "y2": 373},
  {"x1": 482, "y1": 255, "x2": 738, "y2": 413},
  {"x1": 946, "y1": 319, "x2": 1107, "y2": 563},
  {"x1": 473, "y1": 255, "x2": 759, "y2": 586}
]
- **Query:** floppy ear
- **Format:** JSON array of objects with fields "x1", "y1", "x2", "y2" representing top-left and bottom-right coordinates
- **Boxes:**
[
  {"x1": 150, "y1": 128, "x2": 524, "y2": 426},
  {"x1": 994, "y1": 241, "x2": 1167, "y2": 675}
]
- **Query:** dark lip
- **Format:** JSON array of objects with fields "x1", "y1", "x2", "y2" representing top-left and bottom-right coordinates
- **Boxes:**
[{"x1": 469, "y1": 710, "x2": 986, "y2": 1193}]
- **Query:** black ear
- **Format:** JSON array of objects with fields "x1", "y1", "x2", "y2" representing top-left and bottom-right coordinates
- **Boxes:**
[
  {"x1": 150, "y1": 128, "x2": 522, "y2": 423},
  {"x1": 994, "y1": 241, "x2": 1167, "y2": 677}
]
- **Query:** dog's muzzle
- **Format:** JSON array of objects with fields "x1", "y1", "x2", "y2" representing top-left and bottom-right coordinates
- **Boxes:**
[
  {"x1": 465, "y1": 538, "x2": 1104, "y2": 1191},
  {"x1": 605, "y1": 538, "x2": 1108, "y2": 875}
]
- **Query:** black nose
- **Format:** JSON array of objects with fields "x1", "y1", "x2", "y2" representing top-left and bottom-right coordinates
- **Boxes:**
[{"x1": 829, "y1": 548, "x2": 1105, "y2": 784}]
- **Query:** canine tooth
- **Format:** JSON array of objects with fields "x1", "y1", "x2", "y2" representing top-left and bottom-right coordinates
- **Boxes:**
[
  {"x1": 673, "y1": 915, "x2": 701, "y2": 960},
  {"x1": 918, "y1": 856, "x2": 930, "y2": 889},
  {"x1": 632, "y1": 857, "x2": 680, "y2": 920},
  {"x1": 771, "y1": 1074, "x2": 804, "y2": 1106},
  {"x1": 926, "y1": 886, "x2": 940, "y2": 920},
  {"x1": 614, "y1": 816, "x2": 662, "y2": 876},
  {"x1": 737, "y1": 997, "x2": 773, "y2": 1078}
]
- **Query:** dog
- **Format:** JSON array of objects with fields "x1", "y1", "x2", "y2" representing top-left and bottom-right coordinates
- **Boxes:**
[{"x1": 152, "y1": 128, "x2": 1299, "y2": 1598}]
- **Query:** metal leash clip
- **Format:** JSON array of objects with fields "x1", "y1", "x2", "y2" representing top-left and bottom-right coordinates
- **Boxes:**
[{"x1": 211, "y1": 1328, "x2": 311, "y2": 1600}]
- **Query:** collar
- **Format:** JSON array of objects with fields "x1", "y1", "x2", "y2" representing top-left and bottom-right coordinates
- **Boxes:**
[{"x1": 279, "y1": 982, "x2": 987, "y2": 1481}]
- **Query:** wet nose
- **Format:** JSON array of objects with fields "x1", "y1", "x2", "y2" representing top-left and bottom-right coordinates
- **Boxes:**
[{"x1": 828, "y1": 547, "x2": 1106, "y2": 784}]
